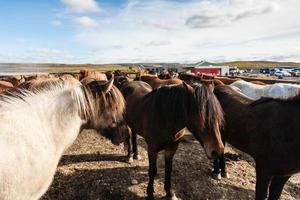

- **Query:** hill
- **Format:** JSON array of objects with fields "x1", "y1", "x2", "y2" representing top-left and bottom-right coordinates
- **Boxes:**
[{"x1": 221, "y1": 61, "x2": 300, "y2": 69}]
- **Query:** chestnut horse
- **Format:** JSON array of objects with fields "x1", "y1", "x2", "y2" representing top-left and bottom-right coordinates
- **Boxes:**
[
  {"x1": 213, "y1": 85, "x2": 300, "y2": 200},
  {"x1": 136, "y1": 74, "x2": 182, "y2": 89},
  {"x1": 178, "y1": 73, "x2": 225, "y2": 86},
  {"x1": 121, "y1": 81, "x2": 224, "y2": 200}
]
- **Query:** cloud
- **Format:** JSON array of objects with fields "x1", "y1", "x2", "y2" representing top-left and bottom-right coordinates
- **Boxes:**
[
  {"x1": 0, "y1": 48, "x2": 75, "y2": 63},
  {"x1": 185, "y1": 0, "x2": 279, "y2": 29},
  {"x1": 144, "y1": 41, "x2": 171, "y2": 47},
  {"x1": 27, "y1": 48, "x2": 74, "y2": 62},
  {"x1": 74, "y1": 16, "x2": 98, "y2": 27},
  {"x1": 61, "y1": 0, "x2": 100, "y2": 13},
  {"x1": 51, "y1": 20, "x2": 62, "y2": 26}
]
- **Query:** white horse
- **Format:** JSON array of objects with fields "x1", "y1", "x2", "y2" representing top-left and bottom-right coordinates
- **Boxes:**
[
  {"x1": 231, "y1": 79, "x2": 300, "y2": 100},
  {"x1": 0, "y1": 77, "x2": 125, "y2": 200}
]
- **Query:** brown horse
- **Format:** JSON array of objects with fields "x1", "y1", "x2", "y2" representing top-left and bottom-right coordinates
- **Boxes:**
[
  {"x1": 121, "y1": 81, "x2": 224, "y2": 200},
  {"x1": 0, "y1": 80, "x2": 13, "y2": 93},
  {"x1": 213, "y1": 85, "x2": 300, "y2": 200},
  {"x1": 1, "y1": 75, "x2": 25, "y2": 86},
  {"x1": 79, "y1": 69, "x2": 107, "y2": 82},
  {"x1": 136, "y1": 74, "x2": 182, "y2": 89},
  {"x1": 250, "y1": 80, "x2": 267, "y2": 85},
  {"x1": 179, "y1": 73, "x2": 225, "y2": 86}
]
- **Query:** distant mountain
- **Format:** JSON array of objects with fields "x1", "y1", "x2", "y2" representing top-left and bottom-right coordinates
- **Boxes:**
[
  {"x1": 185, "y1": 60, "x2": 300, "y2": 69},
  {"x1": 220, "y1": 61, "x2": 300, "y2": 69}
]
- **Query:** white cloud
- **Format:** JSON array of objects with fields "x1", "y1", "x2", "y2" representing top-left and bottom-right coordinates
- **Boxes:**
[
  {"x1": 6, "y1": 0, "x2": 299, "y2": 63},
  {"x1": 74, "y1": 16, "x2": 98, "y2": 27},
  {"x1": 61, "y1": 0, "x2": 100, "y2": 13},
  {"x1": 70, "y1": 0, "x2": 298, "y2": 63},
  {"x1": 0, "y1": 48, "x2": 75, "y2": 63},
  {"x1": 185, "y1": 0, "x2": 279, "y2": 28},
  {"x1": 51, "y1": 20, "x2": 62, "y2": 26}
]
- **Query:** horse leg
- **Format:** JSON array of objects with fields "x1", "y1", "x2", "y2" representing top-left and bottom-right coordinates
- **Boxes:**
[
  {"x1": 268, "y1": 176, "x2": 290, "y2": 200},
  {"x1": 255, "y1": 168, "x2": 271, "y2": 200},
  {"x1": 220, "y1": 153, "x2": 229, "y2": 178},
  {"x1": 212, "y1": 156, "x2": 222, "y2": 180},
  {"x1": 132, "y1": 131, "x2": 141, "y2": 160},
  {"x1": 126, "y1": 133, "x2": 134, "y2": 163},
  {"x1": 164, "y1": 144, "x2": 179, "y2": 200},
  {"x1": 147, "y1": 148, "x2": 158, "y2": 200}
]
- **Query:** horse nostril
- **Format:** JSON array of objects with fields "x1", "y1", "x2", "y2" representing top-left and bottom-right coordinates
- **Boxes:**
[{"x1": 211, "y1": 150, "x2": 219, "y2": 159}]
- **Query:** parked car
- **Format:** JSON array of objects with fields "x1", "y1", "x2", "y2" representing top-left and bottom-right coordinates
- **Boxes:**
[{"x1": 274, "y1": 70, "x2": 291, "y2": 77}]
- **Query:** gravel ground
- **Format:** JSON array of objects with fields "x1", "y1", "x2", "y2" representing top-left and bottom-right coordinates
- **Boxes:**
[{"x1": 41, "y1": 129, "x2": 300, "y2": 200}]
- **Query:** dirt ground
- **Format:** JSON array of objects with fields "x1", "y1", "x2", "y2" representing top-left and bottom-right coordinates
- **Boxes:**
[{"x1": 41, "y1": 130, "x2": 300, "y2": 200}]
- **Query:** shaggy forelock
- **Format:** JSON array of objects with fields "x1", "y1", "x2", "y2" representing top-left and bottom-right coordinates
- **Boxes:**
[{"x1": 192, "y1": 83, "x2": 224, "y2": 130}]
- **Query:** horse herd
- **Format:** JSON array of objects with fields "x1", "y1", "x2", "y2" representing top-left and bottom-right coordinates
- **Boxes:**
[{"x1": 0, "y1": 70, "x2": 299, "y2": 200}]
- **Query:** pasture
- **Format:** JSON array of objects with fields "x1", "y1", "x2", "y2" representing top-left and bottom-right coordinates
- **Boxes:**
[{"x1": 41, "y1": 129, "x2": 300, "y2": 200}]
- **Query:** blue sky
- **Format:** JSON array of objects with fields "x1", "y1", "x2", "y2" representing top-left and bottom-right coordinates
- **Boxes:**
[{"x1": 0, "y1": 0, "x2": 300, "y2": 63}]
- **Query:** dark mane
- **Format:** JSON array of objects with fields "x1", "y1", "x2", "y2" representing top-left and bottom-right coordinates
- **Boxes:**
[
  {"x1": 143, "y1": 83, "x2": 224, "y2": 132},
  {"x1": 143, "y1": 84, "x2": 191, "y2": 126},
  {"x1": 193, "y1": 83, "x2": 224, "y2": 129}
]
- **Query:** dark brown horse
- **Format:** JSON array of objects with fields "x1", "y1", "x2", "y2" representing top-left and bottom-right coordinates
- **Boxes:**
[
  {"x1": 121, "y1": 81, "x2": 225, "y2": 200},
  {"x1": 213, "y1": 85, "x2": 300, "y2": 200}
]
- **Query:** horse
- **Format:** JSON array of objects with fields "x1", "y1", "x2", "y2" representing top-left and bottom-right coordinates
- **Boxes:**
[
  {"x1": 0, "y1": 80, "x2": 14, "y2": 93},
  {"x1": 213, "y1": 85, "x2": 300, "y2": 200},
  {"x1": 135, "y1": 74, "x2": 182, "y2": 89},
  {"x1": 0, "y1": 77, "x2": 127, "y2": 200},
  {"x1": 121, "y1": 81, "x2": 225, "y2": 200},
  {"x1": 178, "y1": 73, "x2": 225, "y2": 86},
  {"x1": 231, "y1": 79, "x2": 300, "y2": 100},
  {"x1": 79, "y1": 69, "x2": 107, "y2": 81},
  {"x1": 1, "y1": 75, "x2": 25, "y2": 86},
  {"x1": 250, "y1": 80, "x2": 267, "y2": 85}
]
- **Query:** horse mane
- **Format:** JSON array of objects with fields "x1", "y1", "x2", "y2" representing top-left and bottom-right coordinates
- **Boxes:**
[
  {"x1": 143, "y1": 83, "x2": 224, "y2": 132},
  {"x1": 143, "y1": 84, "x2": 191, "y2": 126},
  {"x1": 81, "y1": 81, "x2": 125, "y2": 125},
  {"x1": 193, "y1": 83, "x2": 224, "y2": 129},
  {"x1": 0, "y1": 79, "x2": 81, "y2": 109},
  {"x1": 0, "y1": 79, "x2": 125, "y2": 126}
]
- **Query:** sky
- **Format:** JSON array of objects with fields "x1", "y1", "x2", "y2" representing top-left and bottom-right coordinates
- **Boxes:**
[{"x1": 0, "y1": 0, "x2": 300, "y2": 64}]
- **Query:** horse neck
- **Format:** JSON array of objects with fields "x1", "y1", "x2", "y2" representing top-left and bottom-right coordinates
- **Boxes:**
[
  {"x1": 215, "y1": 89, "x2": 253, "y2": 154},
  {"x1": 52, "y1": 89, "x2": 84, "y2": 151},
  {"x1": 142, "y1": 76, "x2": 161, "y2": 89},
  {"x1": 27, "y1": 87, "x2": 83, "y2": 153}
]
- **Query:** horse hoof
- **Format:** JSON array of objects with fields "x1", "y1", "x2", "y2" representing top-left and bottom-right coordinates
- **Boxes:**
[
  {"x1": 146, "y1": 196, "x2": 155, "y2": 200},
  {"x1": 165, "y1": 194, "x2": 178, "y2": 200},
  {"x1": 211, "y1": 172, "x2": 221, "y2": 180},
  {"x1": 221, "y1": 172, "x2": 229, "y2": 178},
  {"x1": 134, "y1": 155, "x2": 142, "y2": 160},
  {"x1": 127, "y1": 157, "x2": 134, "y2": 163}
]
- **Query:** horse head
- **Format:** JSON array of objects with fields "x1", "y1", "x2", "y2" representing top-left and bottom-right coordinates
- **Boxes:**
[
  {"x1": 185, "y1": 82, "x2": 224, "y2": 159},
  {"x1": 83, "y1": 76, "x2": 126, "y2": 132}
]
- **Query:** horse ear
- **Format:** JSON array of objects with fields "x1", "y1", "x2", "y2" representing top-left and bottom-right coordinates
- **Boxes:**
[
  {"x1": 182, "y1": 81, "x2": 189, "y2": 91},
  {"x1": 103, "y1": 75, "x2": 114, "y2": 94},
  {"x1": 207, "y1": 81, "x2": 215, "y2": 92}
]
